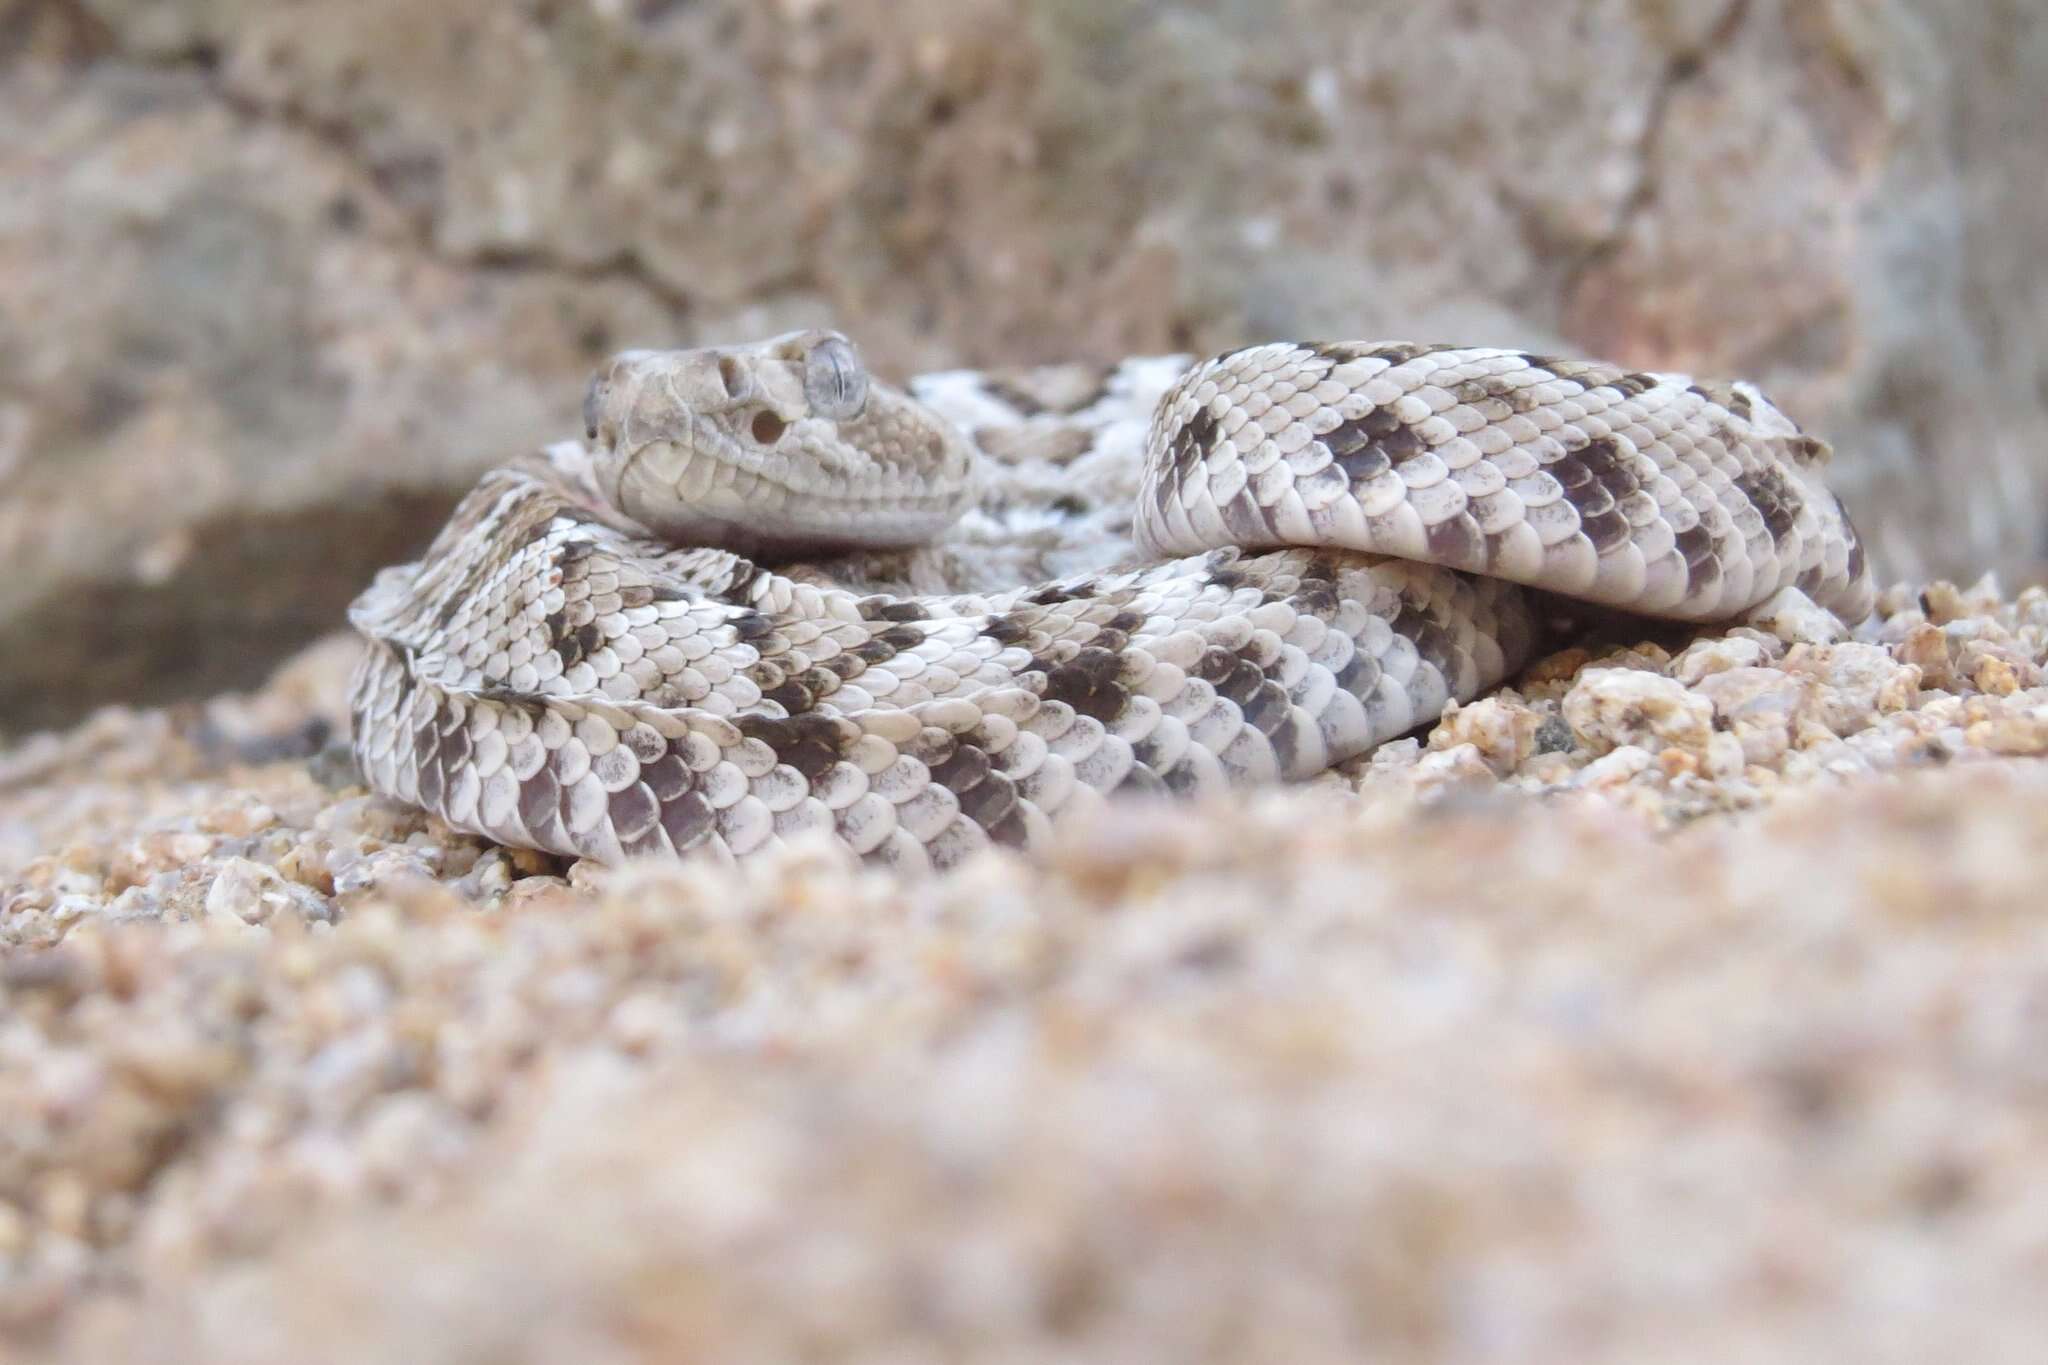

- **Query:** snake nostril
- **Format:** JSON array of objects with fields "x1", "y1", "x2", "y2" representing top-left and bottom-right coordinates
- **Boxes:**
[
  {"x1": 717, "y1": 356, "x2": 743, "y2": 397},
  {"x1": 751, "y1": 410, "x2": 787, "y2": 445}
]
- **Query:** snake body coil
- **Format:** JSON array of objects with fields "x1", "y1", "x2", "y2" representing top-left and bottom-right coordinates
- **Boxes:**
[{"x1": 349, "y1": 331, "x2": 1872, "y2": 870}]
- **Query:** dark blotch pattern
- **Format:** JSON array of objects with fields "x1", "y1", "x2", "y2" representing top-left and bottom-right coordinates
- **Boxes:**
[
  {"x1": 1551, "y1": 437, "x2": 1645, "y2": 555},
  {"x1": 1358, "y1": 342, "x2": 1452, "y2": 366},
  {"x1": 1836, "y1": 495, "x2": 1866, "y2": 582},
  {"x1": 660, "y1": 791, "x2": 716, "y2": 853},
  {"x1": 414, "y1": 720, "x2": 445, "y2": 809},
  {"x1": 1452, "y1": 376, "x2": 1540, "y2": 416},
  {"x1": 1291, "y1": 557, "x2": 1344, "y2": 618},
  {"x1": 1527, "y1": 356, "x2": 1626, "y2": 391},
  {"x1": 984, "y1": 373, "x2": 1113, "y2": 420},
  {"x1": 750, "y1": 659, "x2": 845, "y2": 715},
  {"x1": 950, "y1": 759, "x2": 1020, "y2": 839},
  {"x1": 518, "y1": 768, "x2": 562, "y2": 845},
  {"x1": 1330, "y1": 650, "x2": 1372, "y2": 695},
  {"x1": 1034, "y1": 646, "x2": 1128, "y2": 724},
  {"x1": 1168, "y1": 406, "x2": 1220, "y2": 478},
  {"x1": 1389, "y1": 602, "x2": 1460, "y2": 688},
  {"x1": 1296, "y1": 339, "x2": 1452, "y2": 367},
  {"x1": 1190, "y1": 634, "x2": 1299, "y2": 772},
  {"x1": 980, "y1": 612, "x2": 1032, "y2": 646},
  {"x1": 1734, "y1": 465, "x2": 1804, "y2": 544},
  {"x1": 433, "y1": 591, "x2": 467, "y2": 630},
  {"x1": 1571, "y1": 437, "x2": 1624, "y2": 485},
  {"x1": 913, "y1": 729, "x2": 1028, "y2": 847},
  {"x1": 475, "y1": 684, "x2": 547, "y2": 714},
  {"x1": 1578, "y1": 510, "x2": 1631, "y2": 555},
  {"x1": 1675, "y1": 520, "x2": 1723, "y2": 598},
  {"x1": 729, "y1": 561, "x2": 775, "y2": 602},
  {"x1": 1425, "y1": 513, "x2": 1487, "y2": 567},
  {"x1": 759, "y1": 678, "x2": 813, "y2": 713},
  {"x1": 1322, "y1": 402, "x2": 1425, "y2": 487},
  {"x1": 1193, "y1": 645, "x2": 1265, "y2": 713},
  {"x1": 1097, "y1": 607, "x2": 1147, "y2": 643},
  {"x1": 1675, "y1": 523, "x2": 1716, "y2": 569},
  {"x1": 844, "y1": 622, "x2": 925, "y2": 673},
  {"x1": 736, "y1": 712, "x2": 855, "y2": 782},
  {"x1": 983, "y1": 379, "x2": 1045, "y2": 417},
  {"x1": 1129, "y1": 733, "x2": 1169, "y2": 772},
  {"x1": 729, "y1": 611, "x2": 776, "y2": 642},
  {"x1": 607, "y1": 782, "x2": 661, "y2": 846},
  {"x1": 1028, "y1": 582, "x2": 1096, "y2": 606},
  {"x1": 876, "y1": 624, "x2": 925, "y2": 652},
  {"x1": 642, "y1": 752, "x2": 693, "y2": 803},
  {"x1": 1605, "y1": 372, "x2": 1659, "y2": 398},
  {"x1": 542, "y1": 610, "x2": 574, "y2": 664},
  {"x1": 1205, "y1": 557, "x2": 1249, "y2": 592},
  {"x1": 860, "y1": 598, "x2": 932, "y2": 623}
]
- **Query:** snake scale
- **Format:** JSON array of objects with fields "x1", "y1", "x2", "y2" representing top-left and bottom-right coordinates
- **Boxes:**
[{"x1": 348, "y1": 330, "x2": 1873, "y2": 871}]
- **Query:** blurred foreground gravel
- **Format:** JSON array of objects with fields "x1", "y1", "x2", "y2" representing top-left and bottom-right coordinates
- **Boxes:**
[{"x1": 3, "y1": 577, "x2": 2048, "y2": 1362}]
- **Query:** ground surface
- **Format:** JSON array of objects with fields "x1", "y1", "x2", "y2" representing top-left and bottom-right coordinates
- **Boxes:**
[{"x1": 3, "y1": 576, "x2": 2047, "y2": 1361}]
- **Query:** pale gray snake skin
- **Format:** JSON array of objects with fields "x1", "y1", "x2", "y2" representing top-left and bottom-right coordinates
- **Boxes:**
[{"x1": 348, "y1": 330, "x2": 1874, "y2": 871}]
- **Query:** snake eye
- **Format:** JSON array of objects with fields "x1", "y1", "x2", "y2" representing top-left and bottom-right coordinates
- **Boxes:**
[
  {"x1": 802, "y1": 335, "x2": 868, "y2": 420},
  {"x1": 751, "y1": 410, "x2": 788, "y2": 445}
]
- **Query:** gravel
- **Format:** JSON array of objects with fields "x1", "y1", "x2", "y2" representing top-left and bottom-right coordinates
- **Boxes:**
[{"x1": 4, "y1": 576, "x2": 2047, "y2": 1361}]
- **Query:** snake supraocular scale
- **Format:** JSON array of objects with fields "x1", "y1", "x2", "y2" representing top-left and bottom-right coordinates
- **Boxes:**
[{"x1": 348, "y1": 330, "x2": 1873, "y2": 871}]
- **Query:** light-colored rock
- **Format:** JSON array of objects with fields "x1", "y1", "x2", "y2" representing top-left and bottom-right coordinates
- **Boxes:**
[
  {"x1": 1745, "y1": 586, "x2": 1851, "y2": 646},
  {"x1": 1562, "y1": 669, "x2": 1716, "y2": 758},
  {"x1": 1692, "y1": 666, "x2": 1811, "y2": 767},
  {"x1": 1669, "y1": 632, "x2": 1775, "y2": 685},
  {"x1": 1425, "y1": 695, "x2": 1544, "y2": 776}
]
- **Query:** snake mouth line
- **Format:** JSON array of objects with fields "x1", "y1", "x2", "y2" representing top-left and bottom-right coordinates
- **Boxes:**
[{"x1": 615, "y1": 414, "x2": 976, "y2": 518}]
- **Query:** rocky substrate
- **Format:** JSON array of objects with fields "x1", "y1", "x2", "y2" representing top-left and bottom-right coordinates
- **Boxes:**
[{"x1": 4, "y1": 577, "x2": 2048, "y2": 1361}]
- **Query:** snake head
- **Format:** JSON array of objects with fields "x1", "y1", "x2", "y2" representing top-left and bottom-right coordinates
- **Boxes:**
[{"x1": 582, "y1": 331, "x2": 978, "y2": 555}]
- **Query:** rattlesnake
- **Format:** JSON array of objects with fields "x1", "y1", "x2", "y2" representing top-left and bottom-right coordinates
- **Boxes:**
[{"x1": 348, "y1": 330, "x2": 1872, "y2": 871}]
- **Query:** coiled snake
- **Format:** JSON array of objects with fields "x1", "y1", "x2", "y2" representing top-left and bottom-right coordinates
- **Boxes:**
[{"x1": 349, "y1": 330, "x2": 1872, "y2": 870}]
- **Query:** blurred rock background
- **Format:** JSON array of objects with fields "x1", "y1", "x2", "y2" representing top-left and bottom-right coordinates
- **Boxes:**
[{"x1": 3, "y1": 0, "x2": 2044, "y2": 730}]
